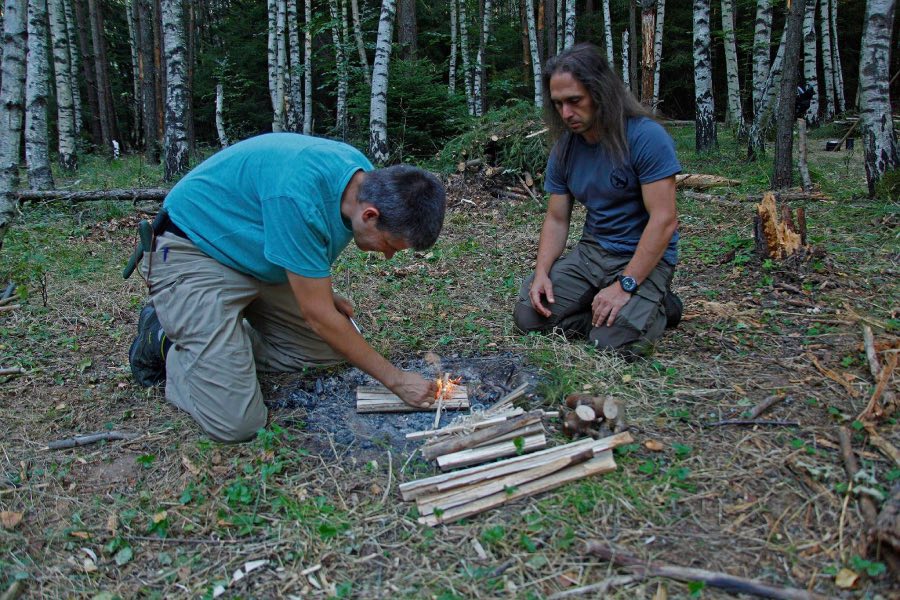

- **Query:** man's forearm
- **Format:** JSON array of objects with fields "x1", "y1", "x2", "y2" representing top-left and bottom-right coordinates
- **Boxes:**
[
  {"x1": 534, "y1": 215, "x2": 570, "y2": 275},
  {"x1": 308, "y1": 309, "x2": 402, "y2": 388},
  {"x1": 622, "y1": 214, "x2": 677, "y2": 284}
]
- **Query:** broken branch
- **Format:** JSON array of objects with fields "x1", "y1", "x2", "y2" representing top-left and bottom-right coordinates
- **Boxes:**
[{"x1": 46, "y1": 431, "x2": 141, "y2": 450}]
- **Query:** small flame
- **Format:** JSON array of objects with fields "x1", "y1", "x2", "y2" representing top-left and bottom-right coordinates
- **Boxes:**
[{"x1": 434, "y1": 372, "x2": 462, "y2": 400}]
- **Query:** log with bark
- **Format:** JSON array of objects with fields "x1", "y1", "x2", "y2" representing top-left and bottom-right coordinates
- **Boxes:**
[{"x1": 17, "y1": 188, "x2": 168, "y2": 203}]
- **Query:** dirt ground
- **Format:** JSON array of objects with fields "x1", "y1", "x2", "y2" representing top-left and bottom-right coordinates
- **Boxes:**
[{"x1": 1, "y1": 145, "x2": 898, "y2": 599}]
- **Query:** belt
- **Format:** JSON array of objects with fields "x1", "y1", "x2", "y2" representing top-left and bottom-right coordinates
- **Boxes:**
[{"x1": 158, "y1": 218, "x2": 189, "y2": 239}]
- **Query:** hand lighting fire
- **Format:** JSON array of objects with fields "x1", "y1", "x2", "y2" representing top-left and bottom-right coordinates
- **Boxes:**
[{"x1": 434, "y1": 372, "x2": 462, "y2": 401}]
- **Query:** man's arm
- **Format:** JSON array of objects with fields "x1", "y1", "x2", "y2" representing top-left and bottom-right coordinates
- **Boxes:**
[
  {"x1": 287, "y1": 272, "x2": 436, "y2": 407},
  {"x1": 591, "y1": 175, "x2": 678, "y2": 327},
  {"x1": 529, "y1": 193, "x2": 574, "y2": 317}
]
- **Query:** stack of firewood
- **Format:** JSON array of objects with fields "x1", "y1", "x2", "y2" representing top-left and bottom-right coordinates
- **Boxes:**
[
  {"x1": 401, "y1": 431, "x2": 634, "y2": 526},
  {"x1": 561, "y1": 394, "x2": 625, "y2": 438}
]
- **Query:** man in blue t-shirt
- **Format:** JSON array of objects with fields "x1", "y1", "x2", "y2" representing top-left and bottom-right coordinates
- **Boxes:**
[
  {"x1": 127, "y1": 134, "x2": 446, "y2": 442},
  {"x1": 513, "y1": 43, "x2": 683, "y2": 357}
]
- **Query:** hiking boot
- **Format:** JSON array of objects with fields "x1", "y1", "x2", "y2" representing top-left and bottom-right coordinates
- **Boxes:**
[
  {"x1": 129, "y1": 304, "x2": 169, "y2": 387},
  {"x1": 664, "y1": 290, "x2": 683, "y2": 330}
]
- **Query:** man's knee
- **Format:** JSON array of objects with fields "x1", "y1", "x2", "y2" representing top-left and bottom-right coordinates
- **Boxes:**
[
  {"x1": 513, "y1": 300, "x2": 545, "y2": 333},
  {"x1": 200, "y1": 405, "x2": 268, "y2": 443}
]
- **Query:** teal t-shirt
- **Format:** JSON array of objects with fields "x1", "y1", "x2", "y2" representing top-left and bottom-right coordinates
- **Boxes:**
[{"x1": 164, "y1": 134, "x2": 373, "y2": 283}]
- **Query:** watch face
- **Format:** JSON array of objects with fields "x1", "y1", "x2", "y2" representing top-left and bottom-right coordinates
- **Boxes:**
[{"x1": 619, "y1": 276, "x2": 637, "y2": 293}]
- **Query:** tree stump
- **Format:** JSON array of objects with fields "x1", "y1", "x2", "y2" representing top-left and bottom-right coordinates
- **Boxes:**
[{"x1": 753, "y1": 192, "x2": 808, "y2": 259}]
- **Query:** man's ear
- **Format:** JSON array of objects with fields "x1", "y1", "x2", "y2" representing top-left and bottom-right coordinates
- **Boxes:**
[{"x1": 361, "y1": 205, "x2": 380, "y2": 223}]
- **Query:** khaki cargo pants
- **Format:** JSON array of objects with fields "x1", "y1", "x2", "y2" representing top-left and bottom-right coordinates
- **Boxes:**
[
  {"x1": 513, "y1": 237, "x2": 674, "y2": 353},
  {"x1": 139, "y1": 232, "x2": 342, "y2": 442}
]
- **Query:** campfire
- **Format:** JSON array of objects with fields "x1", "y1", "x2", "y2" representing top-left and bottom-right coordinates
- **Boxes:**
[{"x1": 435, "y1": 372, "x2": 463, "y2": 401}]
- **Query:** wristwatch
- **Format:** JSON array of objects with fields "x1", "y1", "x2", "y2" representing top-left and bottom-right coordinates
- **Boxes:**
[{"x1": 618, "y1": 274, "x2": 638, "y2": 294}]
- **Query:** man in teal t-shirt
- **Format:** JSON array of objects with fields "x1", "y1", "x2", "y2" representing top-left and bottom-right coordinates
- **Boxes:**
[{"x1": 128, "y1": 134, "x2": 446, "y2": 442}]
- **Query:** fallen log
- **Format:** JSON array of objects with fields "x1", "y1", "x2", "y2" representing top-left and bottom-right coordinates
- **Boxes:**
[
  {"x1": 46, "y1": 431, "x2": 141, "y2": 450},
  {"x1": 675, "y1": 173, "x2": 740, "y2": 189},
  {"x1": 17, "y1": 188, "x2": 168, "y2": 203}
]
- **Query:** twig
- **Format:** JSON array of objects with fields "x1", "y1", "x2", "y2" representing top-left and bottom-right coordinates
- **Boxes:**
[
  {"x1": 0, "y1": 367, "x2": 26, "y2": 378},
  {"x1": 705, "y1": 419, "x2": 800, "y2": 428},
  {"x1": 485, "y1": 383, "x2": 530, "y2": 415},
  {"x1": 123, "y1": 535, "x2": 262, "y2": 545},
  {"x1": 381, "y1": 450, "x2": 392, "y2": 505},
  {"x1": 547, "y1": 575, "x2": 643, "y2": 599},
  {"x1": 864, "y1": 424, "x2": 900, "y2": 468},
  {"x1": 0, "y1": 304, "x2": 21, "y2": 314},
  {"x1": 0, "y1": 282, "x2": 15, "y2": 302},
  {"x1": 837, "y1": 427, "x2": 879, "y2": 525},
  {"x1": 584, "y1": 541, "x2": 828, "y2": 600},
  {"x1": 857, "y1": 352, "x2": 897, "y2": 422},
  {"x1": 0, "y1": 580, "x2": 25, "y2": 600},
  {"x1": 45, "y1": 431, "x2": 141, "y2": 450},
  {"x1": 746, "y1": 393, "x2": 787, "y2": 420}
]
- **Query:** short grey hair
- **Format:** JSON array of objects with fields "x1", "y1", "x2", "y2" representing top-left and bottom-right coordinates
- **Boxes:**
[{"x1": 358, "y1": 165, "x2": 446, "y2": 250}]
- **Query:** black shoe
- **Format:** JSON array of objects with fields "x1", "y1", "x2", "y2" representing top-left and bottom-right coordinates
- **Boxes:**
[
  {"x1": 129, "y1": 304, "x2": 168, "y2": 387},
  {"x1": 664, "y1": 290, "x2": 683, "y2": 329}
]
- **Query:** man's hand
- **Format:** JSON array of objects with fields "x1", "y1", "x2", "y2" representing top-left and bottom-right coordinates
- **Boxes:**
[
  {"x1": 591, "y1": 283, "x2": 632, "y2": 327},
  {"x1": 528, "y1": 272, "x2": 556, "y2": 318},
  {"x1": 390, "y1": 371, "x2": 438, "y2": 408}
]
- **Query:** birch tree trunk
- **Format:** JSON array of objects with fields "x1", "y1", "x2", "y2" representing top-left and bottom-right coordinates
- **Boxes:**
[
  {"x1": 819, "y1": 0, "x2": 835, "y2": 120},
  {"x1": 62, "y1": 0, "x2": 83, "y2": 135},
  {"x1": 602, "y1": 0, "x2": 613, "y2": 66},
  {"x1": 303, "y1": 0, "x2": 313, "y2": 134},
  {"x1": 829, "y1": 0, "x2": 845, "y2": 113},
  {"x1": 215, "y1": 82, "x2": 228, "y2": 147},
  {"x1": 273, "y1": 0, "x2": 287, "y2": 132},
  {"x1": 48, "y1": 0, "x2": 78, "y2": 170},
  {"x1": 473, "y1": 0, "x2": 492, "y2": 117},
  {"x1": 801, "y1": 0, "x2": 819, "y2": 126},
  {"x1": 266, "y1": 0, "x2": 281, "y2": 131},
  {"x1": 350, "y1": 0, "x2": 370, "y2": 85},
  {"x1": 525, "y1": 0, "x2": 542, "y2": 108},
  {"x1": 329, "y1": 0, "x2": 349, "y2": 139},
  {"x1": 459, "y1": 0, "x2": 474, "y2": 115},
  {"x1": 721, "y1": 0, "x2": 743, "y2": 131},
  {"x1": 126, "y1": 0, "x2": 141, "y2": 147},
  {"x1": 161, "y1": 0, "x2": 189, "y2": 181},
  {"x1": 751, "y1": 0, "x2": 772, "y2": 116},
  {"x1": 137, "y1": 0, "x2": 158, "y2": 162},
  {"x1": 369, "y1": 0, "x2": 396, "y2": 163},
  {"x1": 772, "y1": 0, "x2": 807, "y2": 189},
  {"x1": 0, "y1": 0, "x2": 27, "y2": 248},
  {"x1": 287, "y1": 0, "x2": 303, "y2": 131},
  {"x1": 652, "y1": 0, "x2": 665, "y2": 113},
  {"x1": 448, "y1": 0, "x2": 458, "y2": 94},
  {"x1": 563, "y1": 0, "x2": 575, "y2": 49},
  {"x1": 858, "y1": 0, "x2": 898, "y2": 196},
  {"x1": 747, "y1": 26, "x2": 786, "y2": 159},
  {"x1": 25, "y1": 0, "x2": 55, "y2": 190},
  {"x1": 621, "y1": 30, "x2": 629, "y2": 89},
  {"x1": 693, "y1": 0, "x2": 716, "y2": 151}
]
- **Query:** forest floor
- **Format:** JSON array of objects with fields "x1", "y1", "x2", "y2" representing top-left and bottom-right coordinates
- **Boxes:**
[{"x1": 0, "y1": 126, "x2": 898, "y2": 599}]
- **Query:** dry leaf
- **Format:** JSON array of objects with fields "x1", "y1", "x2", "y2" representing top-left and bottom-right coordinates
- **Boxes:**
[
  {"x1": 107, "y1": 514, "x2": 118, "y2": 533},
  {"x1": 556, "y1": 571, "x2": 579, "y2": 587},
  {"x1": 70, "y1": 531, "x2": 91, "y2": 539},
  {"x1": 181, "y1": 456, "x2": 200, "y2": 476},
  {"x1": 653, "y1": 583, "x2": 668, "y2": 600},
  {"x1": 152, "y1": 511, "x2": 168, "y2": 524},
  {"x1": 0, "y1": 511, "x2": 23, "y2": 529},
  {"x1": 834, "y1": 568, "x2": 858, "y2": 589},
  {"x1": 82, "y1": 558, "x2": 98, "y2": 573},
  {"x1": 644, "y1": 440, "x2": 664, "y2": 452}
]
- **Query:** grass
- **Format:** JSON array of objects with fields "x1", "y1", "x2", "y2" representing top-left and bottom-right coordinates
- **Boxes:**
[{"x1": 1, "y1": 123, "x2": 898, "y2": 598}]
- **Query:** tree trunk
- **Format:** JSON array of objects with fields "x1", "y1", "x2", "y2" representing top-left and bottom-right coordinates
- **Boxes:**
[
  {"x1": 87, "y1": 0, "x2": 115, "y2": 150},
  {"x1": 556, "y1": 0, "x2": 563, "y2": 54},
  {"x1": 639, "y1": 0, "x2": 655, "y2": 107},
  {"x1": 563, "y1": 0, "x2": 575, "y2": 50},
  {"x1": 652, "y1": 0, "x2": 665, "y2": 113},
  {"x1": 215, "y1": 82, "x2": 228, "y2": 147},
  {"x1": 25, "y1": 0, "x2": 55, "y2": 190},
  {"x1": 602, "y1": 0, "x2": 613, "y2": 66},
  {"x1": 286, "y1": 0, "x2": 303, "y2": 130},
  {"x1": 721, "y1": 0, "x2": 743, "y2": 131},
  {"x1": 621, "y1": 30, "x2": 629, "y2": 88},
  {"x1": 329, "y1": 0, "x2": 348, "y2": 139},
  {"x1": 751, "y1": 0, "x2": 772, "y2": 116},
  {"x1": 829, "y1": 0, "x2": 845, "y2": 112},
  {"x1": 772, "y1": 0, "x2": 807, "y2": 189},
  {"x1": 473, "y1": 0, "x2": 492, "y2": 117},
  {"x1": 161, "y1": 0, "x2": 189, "y2": 181},
  {"x1": 397, "y1": 0, "x2": 416, "y2": 59},
  {"x1": 303, "y1": 0, "x2": 312, "y2": 134},
  {"x1": 747, "y1": 26, "x2": 787, "y2": 160},
  {"x1": 62, "y1": 0, "x2": 83, "y2": 135},
  {"x1": 545, "y1": 0, "x2": 556, "y2": 59},
  {"x1": 74, "y1": 0, "x2": 102, "y2": 147},
  {"x1": 525, "y1": 0, "x2": 542, "y2": 108},
  {"x1": 369, "y1": 0, "x2": 396, "y2": 163},
  {"x1": 519, "y1": 0, "x2": 530, "y2": 86},
  {"x1": 0, "y1": 0, "x2": 27, "y2": 248},
  {"x1": 266, "y1": 0, "x2": 280, "y2": 131},
  {"x1": 801, "y1": 0, "x2": 819, "y2": 126},
  {"x1": 628, "y1": 0, "x2": 637, "y2": 95},
  {"x1": 48, "y1": 0, "x2": 78, "y2": 170},
  {"x1": 819, "y1": 0, "x2": 836, "y2": 120},
  {"x1": 137, "y1": 0, "x2": 159, "y2": 162},
  {"x1": 449, "y1": 0, "x2": 458, "y2": 94},
  {"x1": 459, "y1": 0, "x2": 474, "y2": 115},
  {"x1": 126, "y1": 0, "x2": 142, "y2": 148},
  {"x1": 693, "y1": 0, "x2": 716, "y2": 152},
  {"x1": 350, "y1": 0, "x2": 370, "y2": 85},
  {"x1": 858, "y1": 0, "x2": 898, "y2": 197}
]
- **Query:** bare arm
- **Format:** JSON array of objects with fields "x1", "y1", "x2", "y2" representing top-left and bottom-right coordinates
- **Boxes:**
[
  {"x1": 287, "y1": 272, "x2": 436, "y2": 407},
  {"x1": 529, "y1": 193, "x2": 574, "y2": 317},
  {"x1": 591, "y1": 175, "x2": 678, "y2": 327}
]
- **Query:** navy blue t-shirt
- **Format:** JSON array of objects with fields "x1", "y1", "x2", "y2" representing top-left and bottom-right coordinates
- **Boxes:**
[{"x1": 544, "y1": 117, "x2": 681, "y2": 264}]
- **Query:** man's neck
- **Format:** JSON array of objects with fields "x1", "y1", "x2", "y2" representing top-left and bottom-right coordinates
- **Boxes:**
[{"x1": 340, "y1": 170, "x2": 366, "y2": 220}]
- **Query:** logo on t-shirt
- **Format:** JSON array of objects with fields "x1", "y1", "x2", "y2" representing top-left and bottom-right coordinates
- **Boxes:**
[{"x1": 610, "y1": 168, "x2": 628, "y2": 189}]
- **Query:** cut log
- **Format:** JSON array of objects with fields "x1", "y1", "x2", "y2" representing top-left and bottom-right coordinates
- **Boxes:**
[
  {"x1": 470, "y1": 423, "x2": 545, "y2": 448},
  {"x1": 17, "y1": 188, "x2": 168, "y2": 203},
  {"x1": 575, "y1": 405, "x2": 596, "y2": 422},
  {"x1": 456, "y1": 158, "x2": 483, "y2": 172},
  {"x1": 420, "y1": 411, "x2": 544, "y2": 460},
  {"x1": 436, "y1": 433, "x2": 547, "y2": 471},
  {"x1": 356, "y1": 385, "x2": 468, "y2": 413},
  {"x1": 602, "y1": 397, "x2": 619, "y2": 422}
]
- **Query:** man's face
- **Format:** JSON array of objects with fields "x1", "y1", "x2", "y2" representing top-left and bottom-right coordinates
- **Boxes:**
[
  {"x1": 353, "y1": 216, "x2": 409, "y2": 259},
  {"x1": 549, "y1": 72, "x2": 598, "y2": 143}
]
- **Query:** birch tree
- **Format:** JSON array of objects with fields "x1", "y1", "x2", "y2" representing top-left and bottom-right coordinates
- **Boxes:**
[
  {"x1": 62, "y1": 0, "x2": 83, "y2": 135},
  {"x1": 621, "y1": 30, "x2": 629, "y2": 88},
  {"x1": 369, "y1": 0, "x2": 396, "y2": 163},
  {"x1": 693, "y1": 0, "x2": 716, "y2": 151},
  {"x1": 448, "y1": 0, "x2": 457, "y2": 94},
  {"x1": 161, "y1": 0, "x2": 189, "y2": 180},
  {"x1": 48, "y1": 0, "x2": 78, "y2": 170},
  {"x1": 829, "y1": 0, "x2": 845, "y2": 113},
  {"x1": 602, "y1": 0, "x2": 613, "y2": 66},
  {"x1": 858, "y1": 0, "x2": 898, "y2": 196},
  {"x1": 652, "y1": 0, "x2": 665, "y2": 113},
  {"x1": 721, "y1": 0, "x2": 743, "y2": 131},
  {"x1": 525, "y1": 0, "x2": 542, "y2": 108},
  {"x1": 215, "y1": 82, "x2": 229, "y2": 147},
  {"x1": 25, "y1": 0, "x2": 54, "y2": 190},
  {"x1": 303, "y1": 0, "x2": 313, "y2": 134},
  {"x1": 329, "y1": 0, "x2": 349, "y2": 139},
  {"x1": 772, "y1": 0, "x2": 807, "y2": 188},
  {"x1": 563, "y1": 0, "x2": 575, "y2": 49},
  {"x1": 286, "y1": 0, "x2": 303, "y2": 131},
  {"x1": 267, "y1": 0, "x2": 285, "y2": 132},
  {"x1": 473, "y1": 0, "x2": 492, "y2": 117},
  {"x1": 0, "y1": 0, "x2": 27, "y2": 247},
  {"x1": 801, "y1": 0, "x2": 819, "y2": 126},
  {"x1": 819, "y1": 0, "x2": 836, "y2": 120},
  {"x1": 458, "y1": 0, "x2": 475, "y2": 114},
  {"x1": 751, "y1": 0, "x2": 772, "y2": 116},
  {"x1": 350, "y1": 0, "x2": 370, "y2": 85}
]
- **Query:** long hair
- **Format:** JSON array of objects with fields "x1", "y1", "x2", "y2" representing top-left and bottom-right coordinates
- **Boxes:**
[{"x1": 543, "y1": 43, "x2": 653, "y2": 165}]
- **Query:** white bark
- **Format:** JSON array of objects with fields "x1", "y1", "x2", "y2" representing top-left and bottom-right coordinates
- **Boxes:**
[
  {"x1": 721, "y1": 0, "x2": 743, "y2": 130},
  {"x1": 303, "y1": 0, "x2": 313, "y2": 134},
  {"x1": 556, "y1": 0, "x2": 563, "y2": 55},
  {"x1": 524, "y1": 0, "x2": 542, "y2": 108},
  {"x1": 273, "y1": 0, "x2": 287, "y2": 132},
  {"x1": 652, "y1": 0, "x2": 665, "y2": 113},
  {"x1": 802, "y1": 0, "x2": 819, "y2": 125},
  {"x1": 329, "y1": 0, "x2": 349, "y2": 139},
  {"x1": 473, "y1": 0, "x2": 492, "y2": 117},
  {"x1": 459, "y1": 0, "x2": 474, "y2": 115},
  {"x1": 215, "y1": 82, "x2": 229, "y2": 148},
  {"x1": 693, "y1": 0, "x2": 716, "y2": 151},
  {"x1": 0, "y1": 0, "x2": 27, "y2": 246},
  {"x1": 859, "y1": 0, "x2": 898, "y2": 196},
  {"x1": 829, "y1": 0, "x2": 845, "y2": 112},
  {"x1": 161, "y1": 0, "x2": 190, "y2": 180},
  {"x1": 448, "y1": 0, "x2": 457, "y2": 94},
  {"x1": 61, "y1": 0, "x2": 82, "y2": 134},
  {"x1": 369, "y1": 0, "x2": 396, "y2": 163},
  {"x1": 48, "y1": 0, "x2": 77, "y2": 170},
  {"x1": 621, "y1": 30, "x2": 629, "y2": 88},
  {"x1": 819, "y1": 0, "x2": 835, "y2": 120},
  {"x1": 25, "y1": 0, "x2": 54, "y2": 190},
  {"x1": 748, "y1": 26, "x2": 787, "y2": 156},
  {"x1": 563, "y1": 0, "x2": 575, "y2": 50},
  {"x1": 350, "y1": 0, "x2": 370, "y2": 85},
  {"x1": 267, "y1": 0, "x2": 280, "y2": 131},
  {"x1": 751, "y1": 0, "x2": 772, "y2": 115},
  {"x1": 287, "y1": 0, "x2": 303, "y2": 131},
  {"x1": 602, "y1": 0, "x2": 614, "y2": 66}
]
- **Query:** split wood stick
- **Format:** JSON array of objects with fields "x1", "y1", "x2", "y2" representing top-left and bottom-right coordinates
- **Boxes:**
[
  {"x1": 837, "y1": 427, "x2": 879, "y2": 526},
  {"x1": 399, "y1": 432, "x2": 633, "y2": 501},
  {"x1": 857, "y1": 352, "x2": 897, "y2": 422},
  {"x1": 469, "y1": 423, "x2": 545, "y2": 449},
  {"x1": 0, "y1": 367, "x2": 26, "y2": 377},
  {"x1": 356, "y1": 385, "x2": 468, "y2": 413},
  {"x1": 436, "y1": 434, "x2": 547, "y2": 471},
  {"x1": 0, "y1": 305, "x2": 21, "y2": 314},
  {"x1": 420, "y1": 451, "x2": 616, "y2": 526},
  {"x1": 746, "y1": 393, "x2": 787, "y2": 420},
  {"x1": 418, "y1": 448, "x2": 594, "y2": 517},
  {"x1": 705, "y1": 419, "x2": 800, "y2": 428},
  {"x1": 421, "y1": 412, "x2": 544, "y2": 460},
  {"x1": 46, "y1": 431, "x2": 141, "y2": 450},
  {"x1": 405, "y1": 410, "x2": 525, "y2": 440},
  {"x1": 864, "y1": 425, "x2": 900, "y2": 468},
  {"x1": 484, "y1": 383, "x2": 529, "y2": 415},
  {"x1": 583, "y1": 541, "x2": 828, "y2": 600}
]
